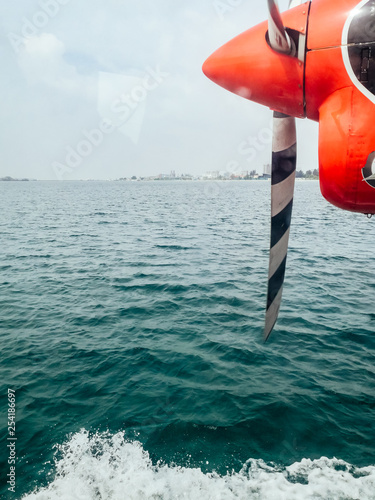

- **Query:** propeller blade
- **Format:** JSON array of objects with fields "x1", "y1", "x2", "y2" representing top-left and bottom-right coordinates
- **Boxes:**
[
  {"x1": 264, "y1": 112, "x2": 297, "y2": 341},
  {"x1": 267, "y1": 0, "x2": 291, "y2": 54}
]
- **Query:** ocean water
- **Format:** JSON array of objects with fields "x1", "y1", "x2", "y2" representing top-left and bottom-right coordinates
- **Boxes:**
[{"x1": 1, "y1": 180, "x2": 374, "y2": 500}]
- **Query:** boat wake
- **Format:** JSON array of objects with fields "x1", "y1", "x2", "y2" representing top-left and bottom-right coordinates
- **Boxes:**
[{"x1": 23, "y1": 430, "x2": 375, "y2": 500}]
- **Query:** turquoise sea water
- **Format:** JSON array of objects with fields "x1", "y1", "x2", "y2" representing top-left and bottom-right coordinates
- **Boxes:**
[{"x1": 1, "y1": 180, "x2": 375, "y2": 499}]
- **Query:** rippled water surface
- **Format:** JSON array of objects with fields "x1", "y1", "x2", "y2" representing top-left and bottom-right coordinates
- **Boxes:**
[{"x1": 1, "y1": 180, "x2": 374, "y2": 499}]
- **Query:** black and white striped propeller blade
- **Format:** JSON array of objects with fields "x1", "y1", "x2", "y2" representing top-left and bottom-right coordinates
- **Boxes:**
[
  {"x1": 264, "y1": 113, "x2": 297, "y2": 341},
  {"x1": 267, "y1": 0, "x2": 292, "y2": 54},
  {"x1": 264, "y1": 0, "x2": 301, "y2": 341}
]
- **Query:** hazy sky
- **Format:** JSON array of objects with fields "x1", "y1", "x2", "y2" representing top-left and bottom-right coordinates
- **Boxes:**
[{"x1": 0, "y1": 0, "x2": 319, "y2": 180}]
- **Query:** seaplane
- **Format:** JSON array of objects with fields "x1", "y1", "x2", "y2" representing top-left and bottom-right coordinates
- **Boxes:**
[{"x1": 203, "y1": 0, "x2": 375, "y2": 340}]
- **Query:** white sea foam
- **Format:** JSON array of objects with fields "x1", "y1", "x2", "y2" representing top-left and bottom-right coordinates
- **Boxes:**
[{"x1": 23, "y1": 430, "x2": 375, "y2": 500}]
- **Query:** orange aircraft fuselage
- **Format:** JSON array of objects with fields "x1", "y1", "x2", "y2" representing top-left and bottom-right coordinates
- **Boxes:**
[{"x1": 203, "y1": 0, "x2": 375, "y2": 214}]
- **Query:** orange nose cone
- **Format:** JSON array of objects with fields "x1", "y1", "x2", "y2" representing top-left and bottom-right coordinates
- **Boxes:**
[
  {"x1": 202, "y1": 28, "x2": 258, "y2": 101},
  {"x1": 203, "y1": 19, "x2": 305, "y2": 118}
]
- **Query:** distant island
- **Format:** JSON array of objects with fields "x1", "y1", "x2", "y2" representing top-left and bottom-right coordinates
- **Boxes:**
[
  {"x1": 115, "y1": 168, "x2": 319, "y2": 182},
  {"x1": 0, "y1": 170, "x2": 319, "y2": 182},
  {"x1": 296, "y1": 169, "x2": 319, "y2": 179},
  {"x1": 0, "y1": 176, "x2": 32, "y2": 182}
]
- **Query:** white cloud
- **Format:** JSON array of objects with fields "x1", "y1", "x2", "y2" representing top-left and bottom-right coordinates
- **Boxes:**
[
  {"x1": 17, "y1": 33, "x2": 96, "y2": 99},
  {"x1": 24, "y1": 31, "x2": 64, "y2": 57}
]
